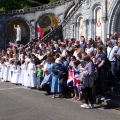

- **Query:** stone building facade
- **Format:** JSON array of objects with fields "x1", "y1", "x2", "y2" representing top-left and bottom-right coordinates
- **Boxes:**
[
  {"x1": 0, "y1": 0, "x2": 120, "y2": 49},
  {"x1": 63, "y1": 0, "x2": 120, "y2": 44}
]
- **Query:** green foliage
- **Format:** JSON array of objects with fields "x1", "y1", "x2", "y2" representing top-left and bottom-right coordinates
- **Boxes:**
[
  {"x1": 0, "y1": 7, "x2": 5, "y2": 12},
  {"x1": 0, "y1": 0, "x2": 59, "y2": 11},
  {"x1": 49, "y1": 0, "x2": 59, "y2": 3}
]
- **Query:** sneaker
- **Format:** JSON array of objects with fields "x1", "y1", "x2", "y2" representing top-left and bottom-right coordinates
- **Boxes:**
[
  {"x1": 89, "y1": 104, "x2": 94, "y2": 109},
  {"x1": 80, "y1": 104, "x2": 90, "y2": 109},
  {"x1": 52, "y1": 95, "x2": 55, "y2": 99},
  {"x1": 100, "y1": 96, "x2": 106, "y2": 100}
]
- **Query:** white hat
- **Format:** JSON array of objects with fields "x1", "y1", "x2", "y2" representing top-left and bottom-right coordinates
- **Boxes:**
[{"x1": 55, "y1": 58, "x2": 61, "y2": 64}]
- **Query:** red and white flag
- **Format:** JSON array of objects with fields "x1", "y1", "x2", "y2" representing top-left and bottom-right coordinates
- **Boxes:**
[
  {"x1": 9, "y1": 42, "x2": 18, "y2": 49},
  {"x1": 37, "y1": 24, "x2": 43, "y2": 39}
]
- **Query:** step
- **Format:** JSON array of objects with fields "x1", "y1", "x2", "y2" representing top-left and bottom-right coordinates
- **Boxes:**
[
  {"x1": 106, "y1": 92, "x2": 120, "y2": 100},
  {"x1": 106, "y1": 86, "x2": 120, "y2": 93},
  {"x1": 102, "y1": 99, "x2": 120, "y2": 108}
]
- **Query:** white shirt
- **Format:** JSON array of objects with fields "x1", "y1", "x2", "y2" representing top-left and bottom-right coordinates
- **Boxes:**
[
  {"x1": 62, "y1": 49, "x2": 66, "y2": 57},
  {"x1": 107, "y1": 46, "x2": 119, "y2": 61}
]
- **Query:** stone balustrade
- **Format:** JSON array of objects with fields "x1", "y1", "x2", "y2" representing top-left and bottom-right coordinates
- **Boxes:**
[
  {"x1": 1, "y1": 0, "x2": 72, "y2": 14},
  {"x1": 63, "y1": 0, "x2": 85, "y2": 27},
  {"x1": 42, "y1": 0, "x2": 86, "y2": 43}
]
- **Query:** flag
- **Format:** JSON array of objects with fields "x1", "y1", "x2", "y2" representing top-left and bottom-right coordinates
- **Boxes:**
[
  {"x1": 67, "y1": 69, "x2": 80, "y2": 87},
  {"x1": 73, "y1": 70, "x2": 80, "y2": 87},
  {"x1": 37, "y1": 24, "x2": 44, "y2": 39},
  {"x1": 9, "y1": 42, "x2": 18, "y2": 49},
  {"x1": 67, "y1": 69, "x2": 74, "y2": 87}
]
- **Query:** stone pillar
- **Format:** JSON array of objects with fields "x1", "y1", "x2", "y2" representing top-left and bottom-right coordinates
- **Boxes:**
[
  {"x1": 88, "y1": 19, "x2": 94, "y2": 39},
  {"x1": 101, "y1": 17, "x2": 106, "y2": 44},
  {"x1": 83, "y1": 20, "x2": 87, "y2": 41},
  {"x1": 93, "y1": 19, "x2": 96, "y2": 40},
  {"x1": 76, "y1": 22, "x2": 79, "y2": 40},
  {"x1": 71, "y1": 22, "x2": 76, "y2": 39},
  {"x1": 30, "y1": 20, "x2": 35, "y2": 40}
]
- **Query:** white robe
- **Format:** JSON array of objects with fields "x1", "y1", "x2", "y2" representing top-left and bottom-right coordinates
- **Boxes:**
[
  {"x1": 28, "y1": 62, "x2": 36, "y2": 87},
  {"x1": 25, "y1": 57, "x2": 30, "y2": 63},
  {"x1": 18, "y1": 64, "x2": 26, "y2": 85},
  {"x1": 3, "y1": 62, "x2": 10, "y2": 81},
  {"x1": 11, "y1": 65, "x2": 21, "y2": 84},
  {"x1": 0, "y1": 63, "x2": 3, "y2": 79},
  {"x1": 0, "y1": 63, "x2": 5, "y2": 80},
  {"x1": 24, "y1": 69, "x2": 30, "y2": 87},
  {"x1": 8, "y1": 64, "x2": 14, "y2": 82}
]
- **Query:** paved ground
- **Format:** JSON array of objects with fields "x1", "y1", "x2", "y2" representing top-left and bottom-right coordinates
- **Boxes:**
[{"x1": 0, "y1": 81, "x2": 120, "y2": 120}]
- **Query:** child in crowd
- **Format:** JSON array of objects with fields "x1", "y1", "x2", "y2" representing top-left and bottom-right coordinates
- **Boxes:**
[
  {"x1": 72, "y1": 61, "x2": 81, "y2": 101},
  {"x1": 0, "y1": 59, "x2": 5, "y2": 80},
  {"x1": 0, "y1": 60, "x2": 2, "y2": 79},
  {"x1": 18, "y1": 61, "x2": 26, "y2": 85},
  {"x1": 11, "y1": 61, "x2": 21, "y2": 84},
  {"x1": 24, "y1": 62, "x2": 30, "y2": 87},
  {"x1": 3, "y1": 58, "x2": 10, "y2": 81},
  {"x1": 8, "y1": 60, "x2": 14, "y2": 82},
  {"x1": 36, "y1": 65, "x2": 43, "y2": 90}
]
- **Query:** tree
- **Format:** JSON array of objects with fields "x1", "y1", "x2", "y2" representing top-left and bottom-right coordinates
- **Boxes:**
[
  {"x1": 0, "y1": 0, "x2": 59, "y2": 11},
  {"x1": 49, "y1": 0, "x2": 59, "y2": 3}
]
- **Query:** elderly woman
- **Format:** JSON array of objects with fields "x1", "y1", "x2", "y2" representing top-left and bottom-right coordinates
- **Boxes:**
[
  {"x1": 51, "y1": 58, "x2": 63, "y2": 98},
  {"x1": 80, "y1": 54, "x2": 95, "y2": 109}
]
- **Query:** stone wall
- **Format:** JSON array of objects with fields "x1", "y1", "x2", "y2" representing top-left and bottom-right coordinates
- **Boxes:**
[
  {"x1": 0, "y1": 0, "x2": 120, "y2": 49},
  {"x1": 0, "y1": 0, "x2": 74, "y2": 49},
  {"x1": 63, "y1": 0, "x2": 120, "y2": 44}
]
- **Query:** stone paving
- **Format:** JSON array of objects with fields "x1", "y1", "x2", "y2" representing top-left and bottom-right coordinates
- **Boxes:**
[{"x1": 0, "y1": 81, "x2": 120, "y2": 120}]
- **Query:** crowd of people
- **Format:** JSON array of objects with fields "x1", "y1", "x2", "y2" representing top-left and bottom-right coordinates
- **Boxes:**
[{"x1": 0, "y1": 31, "x2": 120, "y2": 109}]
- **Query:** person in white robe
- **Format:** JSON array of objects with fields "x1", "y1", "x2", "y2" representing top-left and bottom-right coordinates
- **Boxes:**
[
  {"x1": 0, "y1": 60, "x2": 5, "y2": 80},
  {"x1": 25, "y1": 55, "x2": 30, "y2": 63},
  {"x1": 23, "y1": 62, "x2": 30, "y2": 87},
  {"x1": 18, "y1": 61, "x2": 26, "y2": 85},
  {"x1": 3, "y1": 59, "x2": 10, "y2": 81},
  {"x1": 8, "y1": 61, "x2": 14, "y2": 82},
  {"x1": 28, "y1": 58, "x2": 36, "y2": 88},
  {"x1": 0, "y1": 61, "x2": 2, "y2": 79},
  {"x1": 11, "y1": 61, "x2": 21, "y2": 84}
]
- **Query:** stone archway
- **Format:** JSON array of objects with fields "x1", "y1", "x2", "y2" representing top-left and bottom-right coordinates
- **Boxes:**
[
  {"x1": 114, "y1": 11, "x2": 120, "y2": 35},
  {"x1": 6, "y1": 19, "x2": 30, "y2": 45},
  {"x1": 111, "y1": 1, "x2": 120, "y2": 36},
  {"x1": 107, "y1": 0, "x2": 120, "y2": 36},
  {"x1": 37, "y1": 14, "x2": 59, "y2": 34}
]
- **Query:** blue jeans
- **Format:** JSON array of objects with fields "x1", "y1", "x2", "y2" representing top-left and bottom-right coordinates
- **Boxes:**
[
  {"x1": 37, "y1": 77, "x2": 43, "y2": 87},
  {"x1": 110, "y1": 61, "x2": 116, "y2": 81}
]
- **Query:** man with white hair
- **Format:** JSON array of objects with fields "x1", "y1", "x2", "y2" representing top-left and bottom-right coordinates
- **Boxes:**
[{"x1": 107, "y1": 40, "x2": 119, "y2": 82}]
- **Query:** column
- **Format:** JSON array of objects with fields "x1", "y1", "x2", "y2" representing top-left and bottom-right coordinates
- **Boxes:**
[
  {"x1": 93, "y1": 19, "x2": 96, "y2": 40},
  {"x1": 101, "y1": 17, "x2": 106, "y2": 44},
  {"x1": 30, "y1": 20, "x2": 35, "y2": 40},
  {"x1": 88, "y1": 19, "x2": 93, "y2": 39},
  {"x1": 76, "y1": 22, "x2": 79, "y2": 40},
  {"x1": 83, "y1": 20, "x2": 87, "y2": 40},
  {"x1": 71, "y1": 22, "x2": 76, "y2": 39}
]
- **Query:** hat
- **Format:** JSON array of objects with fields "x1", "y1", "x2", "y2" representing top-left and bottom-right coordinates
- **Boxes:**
[{"x1": 55, "y1": 58, "x2": 61, "y2": 64}]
